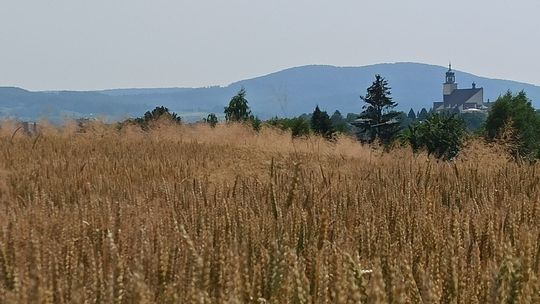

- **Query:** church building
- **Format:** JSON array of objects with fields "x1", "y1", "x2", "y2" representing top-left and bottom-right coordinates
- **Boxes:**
[{"x1": 433, "y1": 64, "x2": 486, "y2": 113}]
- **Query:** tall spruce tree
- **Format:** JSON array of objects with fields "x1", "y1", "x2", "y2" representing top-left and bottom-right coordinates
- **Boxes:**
[
  {"x1": 353, "y1": 75, "x2": 400, "y2": 144},
  {"x1": 224, "y1": 88, "x2": 251, "y2": 122}
]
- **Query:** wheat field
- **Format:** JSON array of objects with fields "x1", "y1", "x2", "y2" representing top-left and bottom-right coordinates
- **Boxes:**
[{"x1": 0, "y1": 121, "x2": 539, "y2": 303}]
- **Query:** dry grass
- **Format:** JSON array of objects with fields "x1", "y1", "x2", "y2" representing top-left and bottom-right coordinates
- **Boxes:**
[{"x1": 0, "y1": 121, "x2": 539, "y2": 303}]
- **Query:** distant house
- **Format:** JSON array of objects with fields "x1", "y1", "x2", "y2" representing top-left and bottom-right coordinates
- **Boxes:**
[{"x1": 433, "y1": 64, "x2": 488, "y2": 113}]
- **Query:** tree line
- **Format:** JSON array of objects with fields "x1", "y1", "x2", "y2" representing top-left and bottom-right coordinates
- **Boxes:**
[{"x1": 124, "y1": 75, "x2": 540, "y2": 161}]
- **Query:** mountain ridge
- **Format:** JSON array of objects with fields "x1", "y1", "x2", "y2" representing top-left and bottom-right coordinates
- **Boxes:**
[{"x1": 1, "y1": 62, "x2": 539, "y2": 122}]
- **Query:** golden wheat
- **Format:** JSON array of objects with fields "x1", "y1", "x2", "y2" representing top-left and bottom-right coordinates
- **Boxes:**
[{"x1": 0, "y1": 120, "x2": 539, "y2": 303}]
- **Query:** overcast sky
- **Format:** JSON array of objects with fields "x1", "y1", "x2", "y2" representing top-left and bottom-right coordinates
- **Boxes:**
[{"x1": 0, "y1": 0, "x2": 539, "y2": 91}]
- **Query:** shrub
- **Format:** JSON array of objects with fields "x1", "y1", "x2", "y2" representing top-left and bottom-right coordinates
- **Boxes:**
[
  {"x1": 249, "y1": 115, "x2": 262, "y2": 132},
  {"x1": 401, "y1": 113, "x2": 466, "y2": 160},
  {"x1": 266, "y1": 116, "x2": 311, "y2": 138},
  {"x1": 205, "y1": 113, "x2": 218, "y2": 128},
  {"x1": 122, "y1": 106, "x2": 182, "y2": 130}
]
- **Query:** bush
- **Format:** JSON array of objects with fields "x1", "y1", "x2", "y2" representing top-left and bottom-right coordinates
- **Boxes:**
[
  {"x1": 289, "y1": 117, "x2": 311, "y2": 137},
  {"x1": 266, "y1": 116, "x2": 311, "y2": 138},
  {"x1": 401, "y1": 113, "x2": 466, "y2": 160},
  {"x1": 249, "y1": 115, "x2": 262, "y2": 132},
  {"x1": 205, "y1": 113, "x2": 218, "y2": 128}
]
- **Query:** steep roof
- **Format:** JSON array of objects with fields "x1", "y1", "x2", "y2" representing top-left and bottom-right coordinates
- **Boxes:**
[{"x1": 443, "y1": 88, "x2": 482, "y2": 106}]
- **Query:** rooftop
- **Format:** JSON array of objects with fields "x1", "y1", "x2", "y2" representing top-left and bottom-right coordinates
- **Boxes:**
[{"x1": 444, "y1": 88, "x2": 482, "y2": 106}]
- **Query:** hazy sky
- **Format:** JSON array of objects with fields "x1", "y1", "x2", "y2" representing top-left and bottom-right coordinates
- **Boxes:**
[{"x1": 1, "y1": 0, "x2": 539, "y2": 90}]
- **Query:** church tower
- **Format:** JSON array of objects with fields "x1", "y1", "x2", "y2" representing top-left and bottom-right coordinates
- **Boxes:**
[{"x1": 443, "y1": 63, "x2": 458, "y2": 95}]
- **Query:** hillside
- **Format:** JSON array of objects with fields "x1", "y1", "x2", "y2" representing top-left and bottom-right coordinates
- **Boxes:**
[{"x1": 2, "y1": 62, "x2": 540, "y2": 121}]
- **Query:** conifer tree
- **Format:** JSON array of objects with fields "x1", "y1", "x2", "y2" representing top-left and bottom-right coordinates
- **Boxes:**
[
  {"x1": 418, "y1": 108, "x2": 429, "y2": 121},
  {"x1": 330, "y1": 110, "x2": 344, "y2": 125},
  {"x1": 224, "y1": 88, "x2": 251, "y2": 122},
  {"x1": 353, "y1": 75, "x2": 400, "y2": 144},
  {"x1": 407, "y1": 108, "x2": 416, "y2": 120},
  {"x1": 311, "y1": 105, "x2": 334, "y2": 139}
]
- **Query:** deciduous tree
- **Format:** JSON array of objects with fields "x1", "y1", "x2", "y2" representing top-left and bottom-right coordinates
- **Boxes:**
[
  {"x1": 485, "y1": 91, "x2": 540, "y2": 160},
  {"x1": 401, "y1": 113, "x2": 466, "y2": 160}
]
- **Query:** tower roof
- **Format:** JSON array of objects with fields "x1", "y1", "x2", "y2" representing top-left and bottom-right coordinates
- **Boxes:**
[{"x1": 445, "y1": 63, "x2": 456, "y2": 84}]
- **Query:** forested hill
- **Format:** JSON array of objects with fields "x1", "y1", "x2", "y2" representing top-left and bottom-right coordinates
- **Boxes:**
[{"x1": 2, "y1": 62, "x2": 540, "y2": 121}]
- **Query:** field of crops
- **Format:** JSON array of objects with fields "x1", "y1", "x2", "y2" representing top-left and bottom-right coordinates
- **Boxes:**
[{"x1": 0, "y1": 121, "x2": 539, "y2": 303}]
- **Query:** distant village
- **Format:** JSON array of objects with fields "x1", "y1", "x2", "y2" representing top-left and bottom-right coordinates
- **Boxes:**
[{"x1": 433, "y1": 64, "x2": 490, "y2": 114}]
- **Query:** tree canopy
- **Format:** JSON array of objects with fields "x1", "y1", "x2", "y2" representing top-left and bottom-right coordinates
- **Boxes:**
[
  {"x1": 401, "y1": 113, "x2": 466, "y2": 160},
  {"x1": 125, "y1": 106, "x2": 182, "y2": 130},
  {"x1": 267, "y1": 116, "x2": 311, "y2": 138},
  {"x1": 142, "y1": 106, "x2": 181, "y2": 123},
  {"x1": 311, "y1": 106, "x2": 334, "y2": 139},
  {"x1": 484, "y1": 91, "x2": 540, "y2": 160}
]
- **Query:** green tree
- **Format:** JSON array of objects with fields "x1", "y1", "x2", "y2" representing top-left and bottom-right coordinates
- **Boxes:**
[
  {"x1": 401, "y1": 113, "x2": 466, "y2": 160},
  {"x1": 417, "y1": 108, "x2": 429, "y2": 121},
  {"x1": 311, "y1": 106, "x2": 334, "y2": 139},
  {"x1": 249, "y1": 115, "x2": 262, "y2": 132},
  {"x1": 142, "y1": 106, "x2": 182, "y2": 123},
  {"x1": 460, "y1": 112, "x2": 487, "y2": 132},
  {"x1": 205, "y1": 113, "x2": 218, "y2": 128},
  {"x1": 484, "y1": 91, "x2": 540, "y2": 160},
  {"x1": 126, "y1": 106, "x2": 182, "y2": 130},
  {"x1": 346, "y1": 113, "x2": 358, "y2": 122},
  {"x1": 330, "y1": 110, "x2": 344, "y2": 125},
  {"x1": 224, "y1": 88, "x2": 251, "y2": 122},
  {"x1": 289, "y1": 117, "x2": 311, "y2": 137},
  {"x1": 352, "y1": 75, "x2": 400, "y2": 144},
  {"x1": 266, "y1": 116, "x2": 311, "y2": 138},
  {"x1": 407, "y1": 108, "x2": 416, "y2": 120},
  {"x1": 330, "y1": 110, "x2": 350, "y2": 134},
  {"x1": 398, "y1": 111, "x2": 414, "y2": 130}
]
